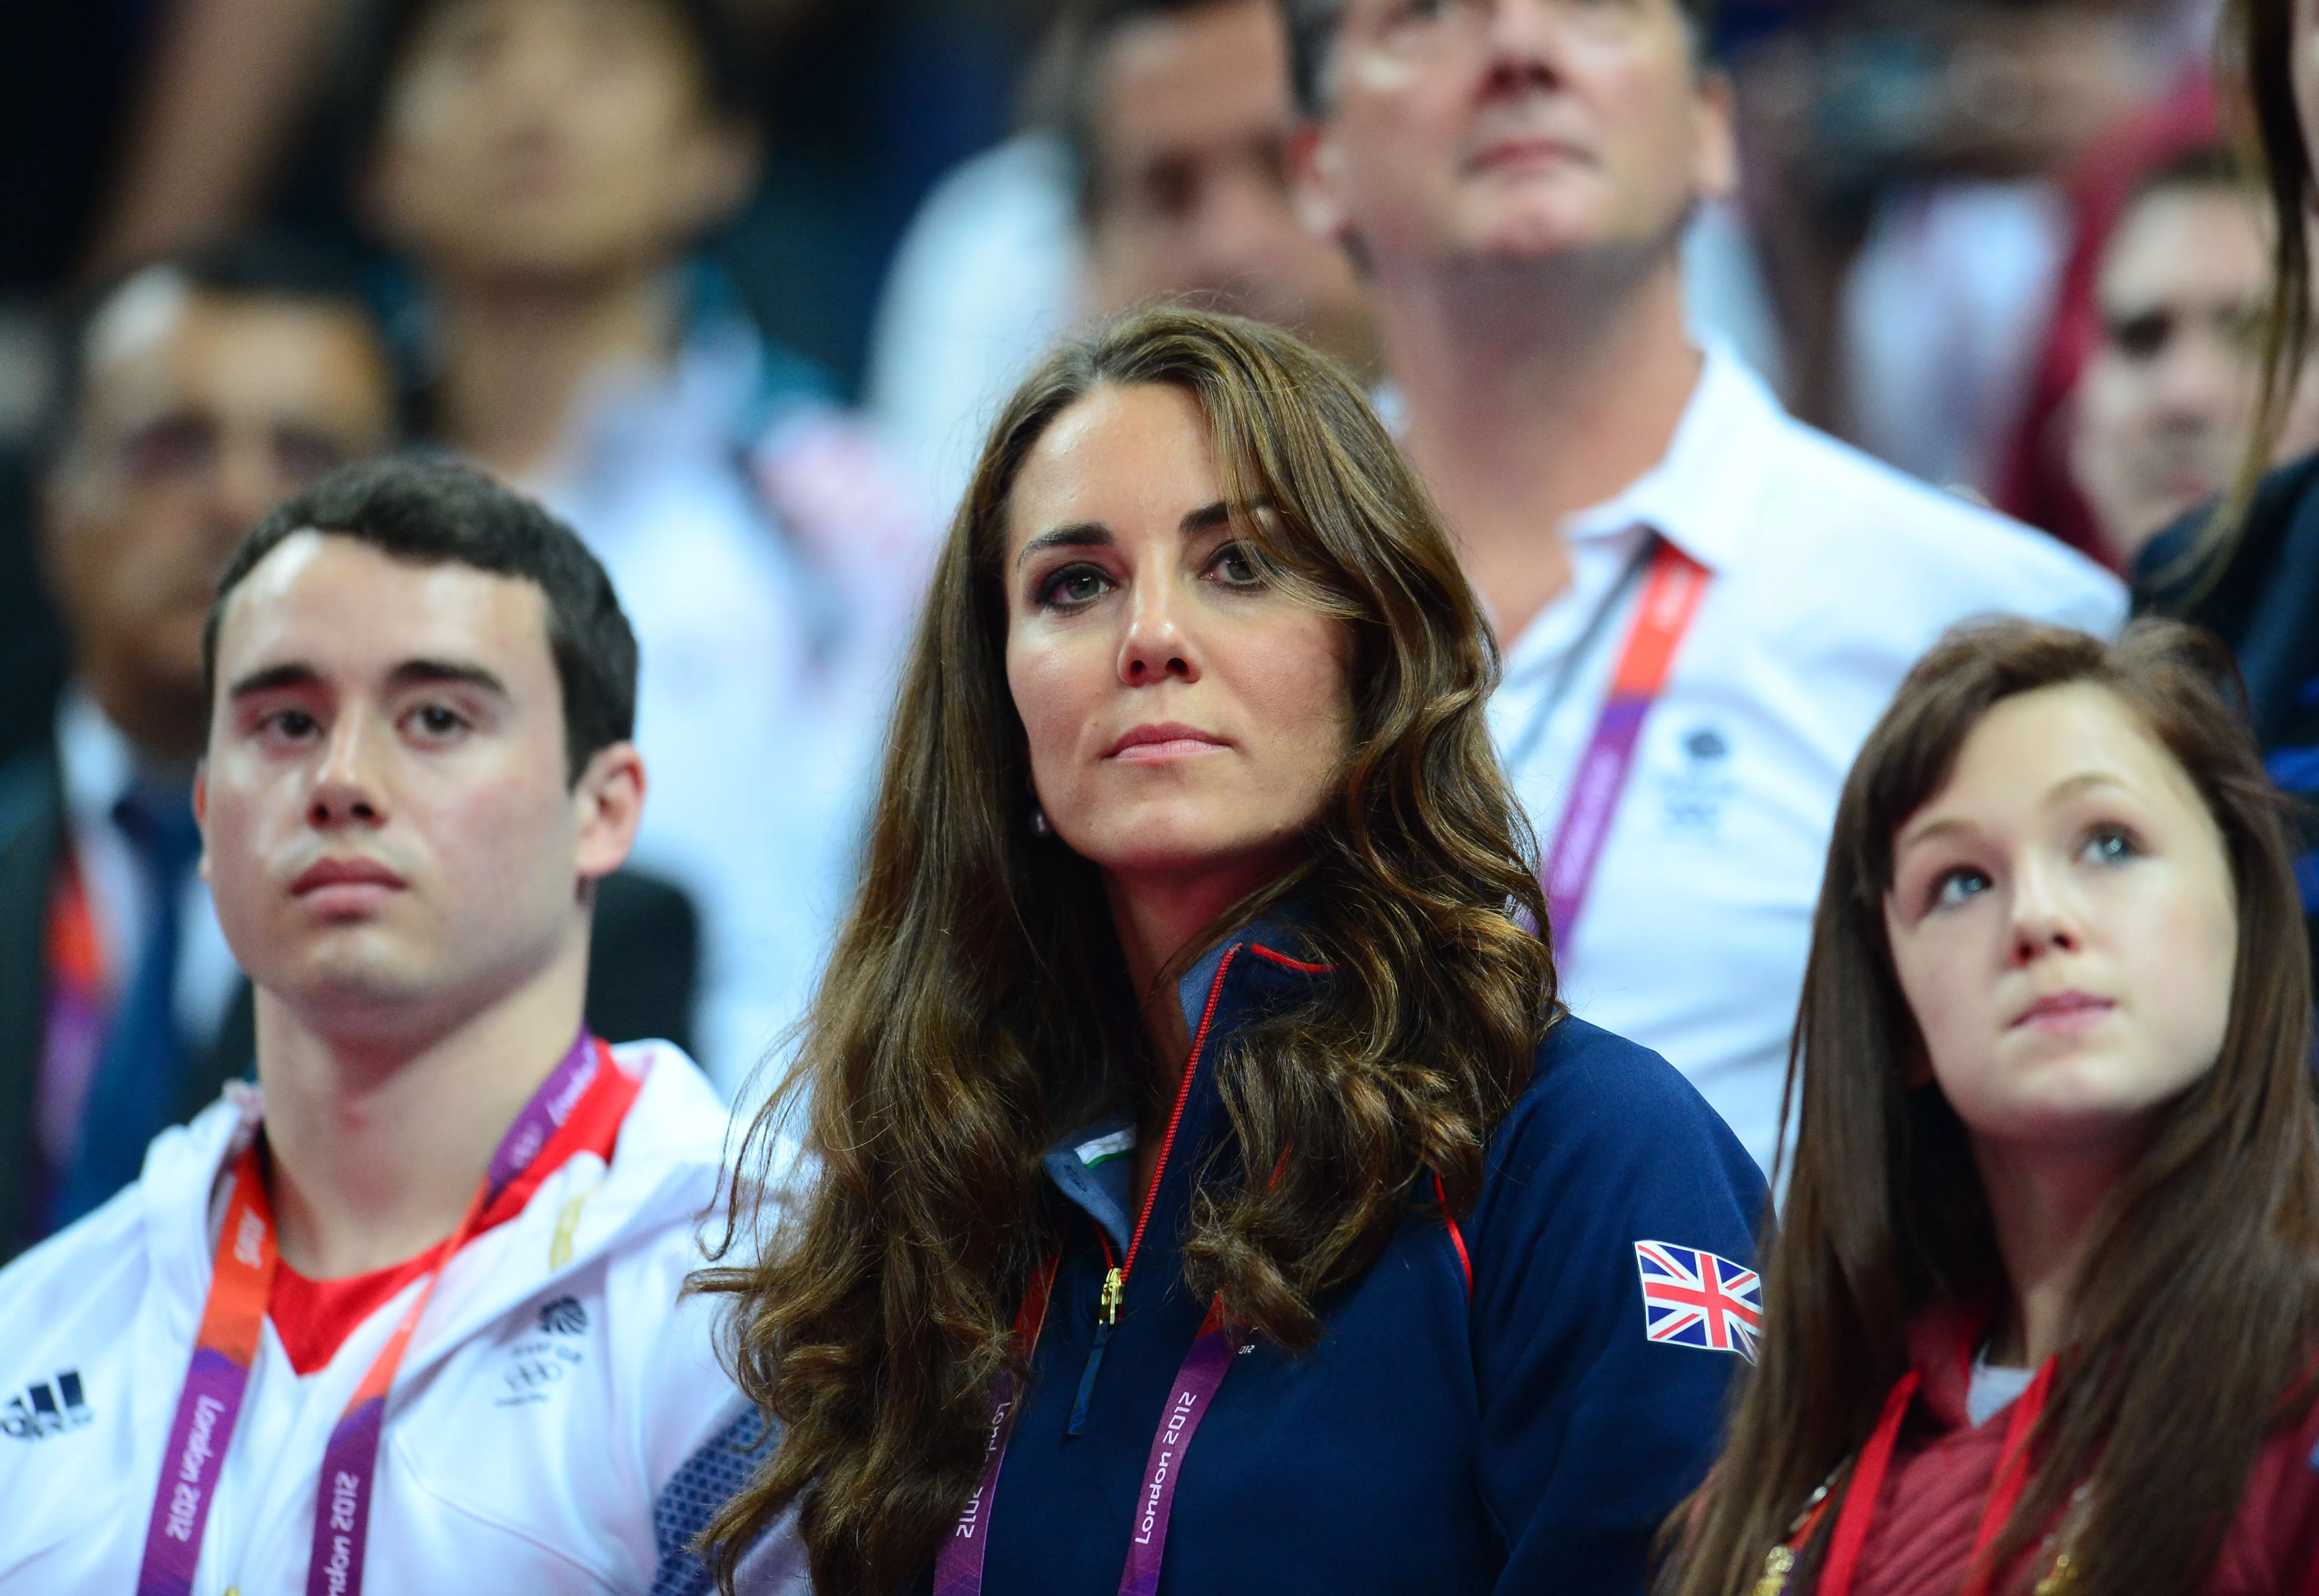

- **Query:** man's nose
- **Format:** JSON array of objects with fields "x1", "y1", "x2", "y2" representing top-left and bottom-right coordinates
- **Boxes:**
[
  {"x1": 307, "y1": 714, "x2": 388, "y2": 830},
  {"x1": 1483, "y1": 0, "x2": 1564, "y2": 75},
  {"x1": 207, "y1": 434, "x2": 290, "y2": 542}
]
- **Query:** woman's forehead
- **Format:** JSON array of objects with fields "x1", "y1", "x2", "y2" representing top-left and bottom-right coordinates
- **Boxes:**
[{"x1": 1006, "y1": 387, "x2": 1224, "y2": 547}]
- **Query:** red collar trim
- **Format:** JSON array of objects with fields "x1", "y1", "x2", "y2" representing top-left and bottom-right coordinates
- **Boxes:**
[{"x1": 267, "y1": 1050, "x2": 646, "y2": 1377}]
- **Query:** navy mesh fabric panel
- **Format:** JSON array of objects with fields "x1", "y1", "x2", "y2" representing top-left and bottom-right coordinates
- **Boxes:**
[{"x1": 651, "y1": 1403, "x2": 779, "y2": 1596}]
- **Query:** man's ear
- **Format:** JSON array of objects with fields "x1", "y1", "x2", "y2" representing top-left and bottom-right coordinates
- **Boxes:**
[
  {"x1": 1692, "y1": 68, "x2": 1738, "y2": 206},
  {"x1": 1288, "y1": 119, "x2": 1354, "y2": 246},
  {"x1": 675, "y1": 116, "x2": 762, "y2": 238},
  {"x1": 193, "y1": 761, "x2": 211, "y2": 884},
  {"x1": 572, "y1": 740, "x2": 646, "y2": 884}
]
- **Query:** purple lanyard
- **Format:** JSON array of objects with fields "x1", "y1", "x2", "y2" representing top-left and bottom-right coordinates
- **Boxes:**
[
  {"x1": 1537, "y1": 541, "x2": 1710, "y2": 959},
  {"x1": 934, "y1": 1274, "x2": 1240, "y2": 1596},
  {"x1": 135, "y1": 1032, "x2": 604, "y2": 1596}
]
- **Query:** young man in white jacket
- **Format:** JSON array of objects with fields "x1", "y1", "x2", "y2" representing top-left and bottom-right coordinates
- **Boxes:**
[{"x1": 0, "y1": 459, "x2": 775, "y2": 1594}]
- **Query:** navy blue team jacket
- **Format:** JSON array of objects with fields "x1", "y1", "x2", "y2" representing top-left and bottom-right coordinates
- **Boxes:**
[{"x1": 947, "y1": 919, "x2": 1770, "y2": 1595}]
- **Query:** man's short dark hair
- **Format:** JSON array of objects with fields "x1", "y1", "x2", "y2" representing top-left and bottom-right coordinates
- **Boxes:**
[
  {"x1": 42, "y1": 233, "x2": 392, "y2": 474},
  {"x1": 202, "y1": 458, "x2": 638, "y2": 785},
  {"x1": 1280, "y1": 0, "x2": 1718, "y2": 118},
  {"x1": 338, "y1": 0, "x2": 756, "y2": 174}
]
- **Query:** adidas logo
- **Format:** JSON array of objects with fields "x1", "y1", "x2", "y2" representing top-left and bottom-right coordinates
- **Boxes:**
[{"x1": 3, "y1": 1371, "x2": 92, "y2": 1441}]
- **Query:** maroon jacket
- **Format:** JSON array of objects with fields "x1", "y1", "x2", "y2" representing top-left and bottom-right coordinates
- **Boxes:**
[{"x1": 1836, "y1": 1306, "x2": 2319, "y2": 1595}]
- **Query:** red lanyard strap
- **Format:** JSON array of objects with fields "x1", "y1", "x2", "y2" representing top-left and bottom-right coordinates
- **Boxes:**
[
  {"x1": 1960, "y1": 1357, "x2": 2056, "y2": 1596},
  {"x1": 135, "y1": 1033, "x2": 613, "y2": 1596},
  {"x1": 1539, "y1": 540, "x2": 1710, "y2": 959},
  {"x1": 1806, "y1": 1352, "x2": 2058, "y2": 1596}
]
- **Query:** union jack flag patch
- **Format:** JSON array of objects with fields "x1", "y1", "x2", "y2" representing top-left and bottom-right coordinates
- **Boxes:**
[{"x1": 1634, "y1": 1241, "x2": 1761, "y2": 1360}]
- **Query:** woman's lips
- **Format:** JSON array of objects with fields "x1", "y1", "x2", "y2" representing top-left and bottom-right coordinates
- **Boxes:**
[
  {"x1": 1105, "y1": 722, "x2": 1231, "y2": 763},
  {"x1": 2010, "y1": 991, "x2": 2116, "y2": 1034}
]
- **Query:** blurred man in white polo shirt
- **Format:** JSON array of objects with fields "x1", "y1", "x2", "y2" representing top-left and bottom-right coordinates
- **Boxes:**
[{"x1": 1282, "y1": 0, "x2": 2125, "y2": 1171}]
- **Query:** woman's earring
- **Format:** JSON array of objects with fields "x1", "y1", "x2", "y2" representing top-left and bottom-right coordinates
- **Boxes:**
[{"x1": 1031, "y1": 805, "x2": 1052, "y2": 838}]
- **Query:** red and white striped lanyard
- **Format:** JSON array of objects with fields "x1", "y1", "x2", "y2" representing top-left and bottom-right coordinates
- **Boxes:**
[{"x1": 135, "y1": 1034, "x2": 621, "y2": 1596}]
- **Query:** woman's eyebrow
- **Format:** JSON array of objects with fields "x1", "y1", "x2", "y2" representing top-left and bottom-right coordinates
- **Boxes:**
[
  {"x1": 2043, "y1": 771, "x2": 2130, "y2": 808},
  {"x1": 1015, "y1": 522, "x2": 1112, "y2": 570}
]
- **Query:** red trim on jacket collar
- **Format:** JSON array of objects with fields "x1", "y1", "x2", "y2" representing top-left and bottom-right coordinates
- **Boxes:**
[{"x1": 1247, "y1": 944, "x2": 1334, "y2": 975}]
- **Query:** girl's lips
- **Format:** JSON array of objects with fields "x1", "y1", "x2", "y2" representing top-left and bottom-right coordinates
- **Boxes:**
[{"x1": 2010, "y1": 992, "x2": 2116, "y2": 1034}]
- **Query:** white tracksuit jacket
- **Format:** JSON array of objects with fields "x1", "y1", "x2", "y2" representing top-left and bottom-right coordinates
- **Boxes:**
[{"x1": 0, "y1": 1039, "x2": 774, "y2": 1594}]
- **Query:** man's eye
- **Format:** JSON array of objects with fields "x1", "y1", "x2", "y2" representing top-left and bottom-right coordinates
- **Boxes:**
[
  {"x1": 119, "y1": 415, "x2": 218, "y2": 483},
  {"x1": 1035, "y1": 564, "x2": 1112, "y2": 609},
  {"x1": 272, "y1": 429, "x2": 352, "y2": 489},
  {"x1": 410, "y1": 704, "x2": 466, "y2": 737},
  {"x1": 263, "y1": 708, "x2": 318, "y2": 739}
]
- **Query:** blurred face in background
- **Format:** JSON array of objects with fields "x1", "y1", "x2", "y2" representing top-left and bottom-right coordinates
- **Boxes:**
[
  {"x1": 368, "y1": 0, "x2": 756, "y2": 283},
  {"x1": 1084, "y1": 0, "x2": 1374, "y2": 373},
  {"x1": 1293, "y1": 0, "x2": 1733, "y2": 279},
  {"x1": 2070, "y1": 181, "x2": 2319, "y2": 567},
  {"x1": 42, "y1": 274, "x2": 396, "y2": 761}
]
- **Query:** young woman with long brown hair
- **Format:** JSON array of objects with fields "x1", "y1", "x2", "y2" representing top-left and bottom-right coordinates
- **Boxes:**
[
  {"x1": 693, "y1": 307, "x2": 1766, "y2": 1595},
  {"x1": 1662, "y1": 618, "x2": 2319, "y2": 1596}
]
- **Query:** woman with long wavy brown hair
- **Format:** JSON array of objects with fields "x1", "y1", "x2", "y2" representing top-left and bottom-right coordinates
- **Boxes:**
[
  {"x1": 1661, "y1": 618, "x2": 2319, "y2": 1596},
  {"x1": 693, "y1": 307, "x2": 1765, "y2": 1596}
]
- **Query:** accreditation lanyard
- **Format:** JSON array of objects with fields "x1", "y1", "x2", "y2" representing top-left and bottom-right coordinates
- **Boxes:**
[
  {"x1": 135, "y1": 1032, "x2": 614, "y2": 1596},
  {"x1": 1534, "y1": 538, "x2": 1710, "y2": 961},
  {"x1": 1768, "y1": 1350, "x2": 2059, "y2": 1596},
  {"x1": 934, "y1": 1256, "x2": 1238, "y2": 1596}
]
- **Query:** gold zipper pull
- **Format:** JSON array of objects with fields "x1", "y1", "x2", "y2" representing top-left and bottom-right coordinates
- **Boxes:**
[{"x1": 1099, "y1": 1266, "x2": 1125, "y2": 1325}]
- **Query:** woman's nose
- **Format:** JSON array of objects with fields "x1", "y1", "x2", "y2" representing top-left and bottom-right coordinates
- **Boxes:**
[{"x1": 1116, "y1": 582, "x2": 1201, "y2": 685}]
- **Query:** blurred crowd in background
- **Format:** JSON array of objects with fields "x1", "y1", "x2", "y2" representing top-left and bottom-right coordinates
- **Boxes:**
[{"x1": 0, "y1": 0, "x2": 2300, "y2": 1243}]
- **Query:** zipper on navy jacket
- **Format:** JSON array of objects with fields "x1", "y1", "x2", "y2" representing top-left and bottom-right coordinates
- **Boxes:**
[{"x1": 1066, "y1": 944, "x2": 1242, "y2": 1437}]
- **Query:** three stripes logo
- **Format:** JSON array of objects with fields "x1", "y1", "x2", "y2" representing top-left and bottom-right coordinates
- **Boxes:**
[{"x1": 3, "y1": 1370, "x2": 93, "y2": 1441}]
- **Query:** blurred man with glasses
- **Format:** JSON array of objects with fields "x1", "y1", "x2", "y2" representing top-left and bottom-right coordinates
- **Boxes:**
[{"x1": 0, "y1": 240, "x2": 398, "y2": 1258}]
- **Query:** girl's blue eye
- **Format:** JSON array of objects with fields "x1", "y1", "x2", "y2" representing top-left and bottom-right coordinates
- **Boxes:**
[
  {"x1": 2083, "y1": 826, "x2": 2137, "y2": 866},
  {"x1": 1931, "y1": 867, "x2": 1990, "y2": 912}
]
